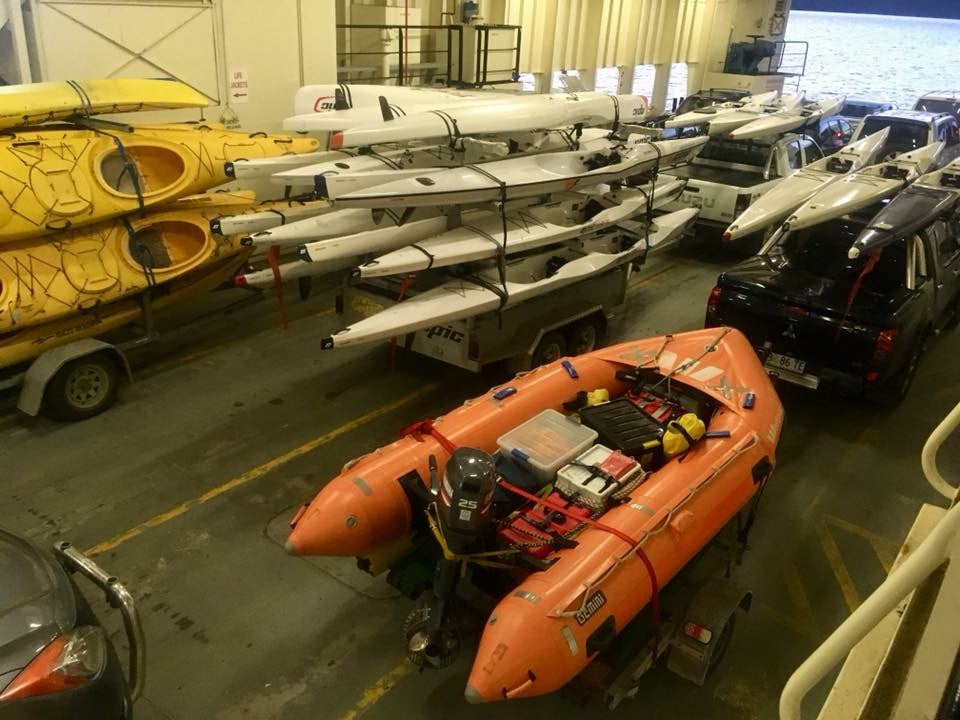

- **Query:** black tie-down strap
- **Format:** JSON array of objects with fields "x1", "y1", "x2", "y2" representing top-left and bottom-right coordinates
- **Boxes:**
[
  {"x1": 463, "y1": 164, "x2": 512, "y2": 317},
  {"x1": 430, "y1": 110, "x2": 464, "y2": 148},
  {"x1": 98, "y1": 131, "x2": 146, "y2": 215},
  {"x1": 121, "y1": 217, "x2": 157, "y2": 287}
]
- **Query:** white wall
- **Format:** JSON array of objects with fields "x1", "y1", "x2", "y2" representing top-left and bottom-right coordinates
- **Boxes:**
[{"x1": 23, "y1": 0, "x2": 337, "y2": 133}]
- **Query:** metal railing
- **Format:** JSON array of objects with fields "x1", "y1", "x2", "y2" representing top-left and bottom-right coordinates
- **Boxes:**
[
  {"x1": 779, "y1": 401, "x2": 960, "y2": 720},
  {"x1": 335, "y1": 24, "x2": 520, "y2": 87}
]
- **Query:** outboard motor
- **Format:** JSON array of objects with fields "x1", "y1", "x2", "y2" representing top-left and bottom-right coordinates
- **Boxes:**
[
  {"x1": 437, "y1": 448, "x2": 496, "y2": 554},
  {"x1": 405, "y1": 448, "x2": 497, "y2": 669}
]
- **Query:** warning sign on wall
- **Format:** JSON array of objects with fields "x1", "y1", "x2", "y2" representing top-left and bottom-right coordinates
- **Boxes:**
[{"x1": 228, "y1": 68, "x2": 250, "y2": 104}]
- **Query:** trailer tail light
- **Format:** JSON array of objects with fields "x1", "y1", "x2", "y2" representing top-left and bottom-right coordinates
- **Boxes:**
[
  {"x1": 683, "y1": 622, "x2": 713, "y2": 644},
  {"x1": 873, "y1": 329, "x2": 897, "y2": 362},
  {"x1": 0, "y1": 626, "x2": 106, "y2": 701},
  {"x1": 734, "y1": 193, "x2": 752, "y2": 218}
]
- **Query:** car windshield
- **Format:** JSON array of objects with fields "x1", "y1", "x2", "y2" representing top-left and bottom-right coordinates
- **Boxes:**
[
  {"x1": 697, "y1": 138, "x2": 771, "y2": 167},
  {"x1": 841, "y1": 101, "x2": 891, "y2": 118},
  {"x1": 914, "y1": 99, "x2": 960, "y2": 116},
  {"x1": 772, "y1": 220, "x2": 907, "y2": 300},
  {"x1": 861, "y1": 117, "x2": 930, "y2": 155}
]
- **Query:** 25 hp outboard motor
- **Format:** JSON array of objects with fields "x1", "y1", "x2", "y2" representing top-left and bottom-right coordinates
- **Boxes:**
[
  {"x1": 437, "y1": 447, "x2": 496, "y2": 554},
  {"x1": 405, "y1": 448, "x2": 497, "y2": 669}
]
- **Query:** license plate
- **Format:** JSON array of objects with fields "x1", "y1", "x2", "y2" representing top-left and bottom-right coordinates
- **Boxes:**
[{"x1": 765, "y1": 352, "x2": 806, "y2": 375}]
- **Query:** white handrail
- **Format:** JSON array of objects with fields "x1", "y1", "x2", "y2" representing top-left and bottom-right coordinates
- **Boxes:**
[
  {"x1": 779, "y1": 400, "x2": 960, "y2": 720},
  {"x1": 922, "y1": 401, "x2": 960, "y2": 500}
]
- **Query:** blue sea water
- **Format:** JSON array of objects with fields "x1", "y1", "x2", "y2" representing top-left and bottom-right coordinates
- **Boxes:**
[{"x1": 785, "y1": 10, "x2": 960, "y2": 107}]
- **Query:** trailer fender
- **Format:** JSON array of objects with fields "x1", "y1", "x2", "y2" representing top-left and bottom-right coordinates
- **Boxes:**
[
  {"x1": 17, "y1": 339, "x2": 132, "y2": 417},
  {"x1": 666, "y1": 576, "x2": 752, "y2": 686}
]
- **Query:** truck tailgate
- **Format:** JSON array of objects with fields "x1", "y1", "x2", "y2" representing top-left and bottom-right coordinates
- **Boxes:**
[
  {"x1": 714, "y1": 281, "x2": 880, "y2": 379},
  {"x1": 666, "y1": 164, "x2": 768, "y2": 188}
]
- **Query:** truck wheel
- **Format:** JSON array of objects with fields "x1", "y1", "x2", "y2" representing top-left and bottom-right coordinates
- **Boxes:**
[
  {"x1": 569, "y1": 318, "x2": 602, "y2": 355},
  {"x1": 46, "y1": 353, "x2": 121, "y2": 421},
  {"x1": 531, "y1": 331, "x2": 567, "y2": 368}
]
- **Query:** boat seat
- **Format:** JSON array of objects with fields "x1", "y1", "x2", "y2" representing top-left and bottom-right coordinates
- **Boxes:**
[
  {"x1": 880, "y1": 166, "x2": 909, "y2": 181},
  {"x1": 579, "y1": 397, "x2": 667, "y2": 468},
  {"x1": 826, "y1": 158, "x2": 853, "y2": 173},
  {"x1": 941, "y1": 172, "x2": 960, "y2": 189}
]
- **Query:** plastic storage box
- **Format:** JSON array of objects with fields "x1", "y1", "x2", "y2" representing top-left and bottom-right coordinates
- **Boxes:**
[
  {"x1": 556, "y1": 444, "x2": 644, "y2": 511},
  {"x1": 496, "y1": 409, "x2": 598, "y2": 482}
]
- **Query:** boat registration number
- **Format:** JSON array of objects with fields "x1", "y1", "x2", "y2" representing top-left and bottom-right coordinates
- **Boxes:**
[{"x1": 765, "y1": 352, "x2": 806, "y2": 375}]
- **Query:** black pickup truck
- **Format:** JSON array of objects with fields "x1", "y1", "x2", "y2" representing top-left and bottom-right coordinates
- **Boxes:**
[{"x1": 705, "y1": 179, "x2": 960, "y2": 403}]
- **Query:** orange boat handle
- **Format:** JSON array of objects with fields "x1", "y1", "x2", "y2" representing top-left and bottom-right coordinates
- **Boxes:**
[{"x1": 504, "y1": 675, "x2": 536, "y2": 699}]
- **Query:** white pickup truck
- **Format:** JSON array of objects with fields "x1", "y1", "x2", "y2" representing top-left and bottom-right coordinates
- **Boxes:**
[{"x1": 662, "y1": 133, "x2": 825, "y2": 235}]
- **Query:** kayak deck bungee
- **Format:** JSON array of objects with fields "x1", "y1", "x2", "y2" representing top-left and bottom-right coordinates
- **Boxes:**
[
  {"x1": 723, "y1": 127, "x2": 890, "y2": 241},
  {"x1": 0, "y1": 78, "x2": 209, "y2": 130},
  {"x1": 0, "y1": 122, "x2": 318, "y2": 243},
  {"x1": 0, "y1": 199, "x2": 253, "y2": 332},
  {"x1": 318, "y1": 208, "x2": 698, "y2": 350},
  {"x1": 357, "y1": 177, "x2": 685, "y2": 277},
  {"x1": 286, "y1": 328, "x2": 782, "y2": 700}
]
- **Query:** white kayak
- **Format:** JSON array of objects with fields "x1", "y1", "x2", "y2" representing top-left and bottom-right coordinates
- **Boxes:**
[
  {"x1": 328, "y1": 92, "x2": 648, "y2": 149},
  {"x1": 271, "y1": 129, "x2": 612, "y2": 186},
  {"x1": 704, "y1": 93, "x2": 806, "y2": 137},
  {"x1": 299, "y1": 214, "x2": 452, "y2": 264},
  {"x1": 287, "y1": 84, "x2": 494, "y2": 131},
  {"x1": 246, "y1": 206, "x2": 440, "y2": 248},
  {"x1": 329, "y1": 136, "x2": 707, "y2": 208},
  {"x1": 235, "y1": 256, "x2": 358, "y2": 289},
  {"x1": 728, "y1": 95, "x2": 846, "y2": 140},
  {"x1": 357, "y1": 177, "x2": 685, "y2": 277},
  {"x1": 784, "y1": 141, "x2": 945, "y2": 232},
  {"x1": 319, "y1": 208, "x2": 699, "y2": 350},
  {"x1": 210, "y1": 200, "x2": 332, "y2": 236},
  {"x1": 226, "y1": 151, "x2": 344, "y2": 181},
  {"x1": 664, "y1": 91, "x2": 780, "y2": 129},
  {"x1": 723, "y1": 127, "x2": 890, "y2": 241}
]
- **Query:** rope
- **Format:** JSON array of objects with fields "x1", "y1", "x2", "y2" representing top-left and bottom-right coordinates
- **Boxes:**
[
  {"x1": 66, "y1": 80, "x2": 94, "y2": 117},
  {"x1": 497, "y1": 477, "x2": 662, "y2": 659}
]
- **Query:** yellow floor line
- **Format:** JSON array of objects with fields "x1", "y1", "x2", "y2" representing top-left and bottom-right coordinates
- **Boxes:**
[
  {"x1": 338, "y1": 661, "x2": 411, "y2": 720},
  {"x1": 816, "y1": 519, "x2": 861, "y2": 613},
  {"x1": 782, "y1": 562, "x2": 819, "y2": 636},
  {"x1": 85, "y1": 382, "x2": 440, "y2": 557}
]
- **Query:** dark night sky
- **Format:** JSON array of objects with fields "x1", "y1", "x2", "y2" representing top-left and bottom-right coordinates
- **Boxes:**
[{"x1": 792, "y1": 0, "x2": 960, "y2": 19}]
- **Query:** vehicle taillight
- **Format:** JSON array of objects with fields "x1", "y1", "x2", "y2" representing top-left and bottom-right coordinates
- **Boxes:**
[
  {"x1": 683, "y1": 621, "x2": 713, "y2": 644},
  {"x1": 0, "y1": 626, "x2": 106, "y2": 701},
  {"x1": 706, "y1": 285, "x2": 723, "y2": 320},
  {"x1": 734, "y1": 193, "x2": 752, "y2": 218},
  {"x1": 873, "y1": 329, "x2": 897, "y2": 362}
]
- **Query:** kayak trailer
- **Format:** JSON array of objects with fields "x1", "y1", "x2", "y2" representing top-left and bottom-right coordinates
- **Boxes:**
[{"x1": 0, "y1": 297, "x2": 159, "y2": 422}]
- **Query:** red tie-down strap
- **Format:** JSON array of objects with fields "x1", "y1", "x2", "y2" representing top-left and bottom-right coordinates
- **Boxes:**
[
  {"x1": 399, "y1": 419, "x2": 458, "y2": 454},
  {"x1": 497, "y1": 478, "x2": 662, "y2": 659}
]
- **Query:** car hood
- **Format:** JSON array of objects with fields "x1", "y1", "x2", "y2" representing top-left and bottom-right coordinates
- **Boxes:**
[{"x1": 0, "y1": 529, "x2": 76, "y2": 689}]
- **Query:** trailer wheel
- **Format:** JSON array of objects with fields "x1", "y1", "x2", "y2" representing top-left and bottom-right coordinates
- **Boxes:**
[
  {"x1": 569, "y1": 317, "x2": 601, "y2": 355},
  {"x1": 531, "y1": 331, "x2": 567, "y2": 368},
  {"x1": 46, "y1": 353, "x2": 121, "y2": 421}
]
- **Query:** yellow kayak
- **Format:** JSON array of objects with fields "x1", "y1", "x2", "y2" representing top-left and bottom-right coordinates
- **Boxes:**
[
  {"x1": 0, "y1": 122, "x2": 318, "y2": 243},
  {"x1": 0, "y1": 197, "x2": 256, "y2": 333},
  {"x1": 0, "y1": 253, "x2": 248, "y2": 370},
  {"x1": 0, "y1": 78, "x2": 209, "y2": 129}
]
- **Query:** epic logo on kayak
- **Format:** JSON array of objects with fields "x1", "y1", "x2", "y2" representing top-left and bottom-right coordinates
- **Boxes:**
[
  {"x1": 313, "y1": 96, "x2": 336, "y2": 112},
  {"x1": 425, "y1": 325, "x2": 464, "y2": 343},
  {"x1": 575, "y1": 591, "x2": 607, "y2": 625}
]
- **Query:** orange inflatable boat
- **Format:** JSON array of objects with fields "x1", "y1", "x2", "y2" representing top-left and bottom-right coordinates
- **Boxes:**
[{"x1": 287, "y1": 327, "x2": 783, "y2": 701}]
